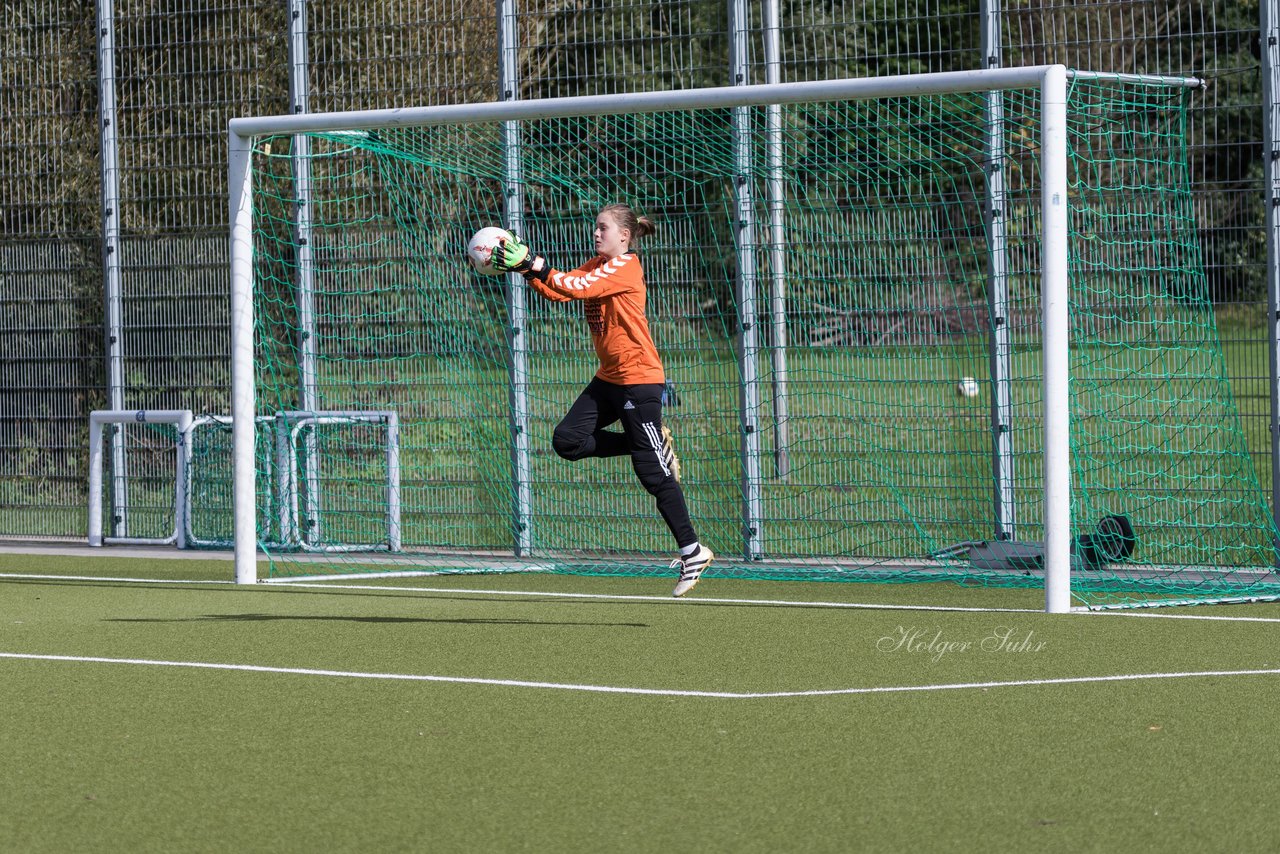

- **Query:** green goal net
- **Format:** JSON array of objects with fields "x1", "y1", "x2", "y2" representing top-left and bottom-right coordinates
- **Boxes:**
[{"x1": 234, "y1": 71, "x2": 1280, "y2": 609}]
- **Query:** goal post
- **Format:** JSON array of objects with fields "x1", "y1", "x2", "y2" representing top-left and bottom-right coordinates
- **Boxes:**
[
  {"x1": 1040, "y1": 65, "x2": 1071, "y2": 614},
  {"x1": 230, "y1": 128, "x2": 256, "y2": 584},
  {"x1": 227, "y1": 66, "x2": 1279, "y2": 610}
]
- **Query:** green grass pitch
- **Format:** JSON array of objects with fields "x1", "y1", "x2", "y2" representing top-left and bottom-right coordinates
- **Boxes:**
[{"x1": 1, "y1": 550, "x2": 1277, "y2": 852}]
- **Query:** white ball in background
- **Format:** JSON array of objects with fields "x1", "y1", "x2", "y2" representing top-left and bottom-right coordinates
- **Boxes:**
[{"x1": 957, "y1": 377, "x2": 980, "y2": 398}]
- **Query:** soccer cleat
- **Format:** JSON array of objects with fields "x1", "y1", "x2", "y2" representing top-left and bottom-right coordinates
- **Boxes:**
[
  {"x1": 672, "y1": 545, "x2": 713, "y2": 597},
  {"x1": 660, "y1": 425, "x2": 682, "y2": 482}
]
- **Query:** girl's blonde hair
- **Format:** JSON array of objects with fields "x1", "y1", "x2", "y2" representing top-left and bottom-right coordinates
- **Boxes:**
[{"x1": 600, "y1": 203, "x2": 655, "y2": 241}]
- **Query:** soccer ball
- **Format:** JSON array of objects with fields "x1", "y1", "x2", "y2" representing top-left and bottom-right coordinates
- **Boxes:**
[
  {"x1": 467, "y1": 226, "x2": 513, "y2": 276},
  {"x1": 957, "y1": 377, "x2": 980, "y2": 398}
]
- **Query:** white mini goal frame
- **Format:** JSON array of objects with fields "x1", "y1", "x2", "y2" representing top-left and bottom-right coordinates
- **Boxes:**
[
  {"x1": 228, "y1": 66, "x2": 1201, "y2": 609},
  {"x1": 88, "y1": 409, "x2": 400, "y2": 554},
  {"x1": 88, "y1": 409, "x2": 193, "y2": 548}
]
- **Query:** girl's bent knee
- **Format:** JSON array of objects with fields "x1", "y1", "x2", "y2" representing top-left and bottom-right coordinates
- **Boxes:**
[{"x1": 552, "y1": 430, "x2": 586, "y2": 460}]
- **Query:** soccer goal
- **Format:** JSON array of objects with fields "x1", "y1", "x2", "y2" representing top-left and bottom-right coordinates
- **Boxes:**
[
  {"x1": 87, "y1": 409, "x2": 401, "y2": 553},
  {"x1": 88, "y1": 409, "x2": 194, "y2": 548},
  {"x1": 227, "y1": 65, "x2": 1280, "y2": 610}
]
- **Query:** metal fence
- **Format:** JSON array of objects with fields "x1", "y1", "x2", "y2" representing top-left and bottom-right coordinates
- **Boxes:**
[{"x1": 2, "y1": 0, "x2": 1276, "y2": 541}]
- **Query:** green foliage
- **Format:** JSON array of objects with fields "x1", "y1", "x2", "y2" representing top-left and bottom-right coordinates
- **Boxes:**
[
  {"x1": 1, "y1": 0, "x2": 1267, "y2": 278},
  {"x1": 0, "y1": 0, "x2": 99, "y2": 238},
  {"x1": 0, "y1": 0, "x2": 1274, "y2": 556}
]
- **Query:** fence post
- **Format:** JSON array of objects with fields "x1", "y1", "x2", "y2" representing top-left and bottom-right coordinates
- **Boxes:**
[
  {"x1": 288, "y1": 0, "x2": 323, "y2": 546},
  {"x1": 95, "y1": 0, "x2": 128, "y2": 536},
  {"x1": 981, "y1": 0, "x2": 1016, "y2": 542},
  {"x1": 729, "y1": 0, "x2": 764, "y2": 560},
  {"x1": 1262, "y1": 0, "x2": 1280, "y2": 558},
  {"x1": 763, "y1": 0, "x2": 790, "y2": 482},
  {"x1": 499, "y1": 0, "x2": 533, "y2": 556}
]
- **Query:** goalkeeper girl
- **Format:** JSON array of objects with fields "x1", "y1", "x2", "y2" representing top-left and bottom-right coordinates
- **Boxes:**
[{"x1": 493, "y1": 204, "x2": 713, "y2": 597}]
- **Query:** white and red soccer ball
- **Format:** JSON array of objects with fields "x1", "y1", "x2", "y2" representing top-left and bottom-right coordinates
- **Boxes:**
[{"x1": 466, "y1": 226, "x2": 514, "y2": 277}]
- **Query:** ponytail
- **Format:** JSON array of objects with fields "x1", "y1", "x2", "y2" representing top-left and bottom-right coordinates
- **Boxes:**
[{"x1": 600, "y1": 203, "x2": 655, "y2": 242}]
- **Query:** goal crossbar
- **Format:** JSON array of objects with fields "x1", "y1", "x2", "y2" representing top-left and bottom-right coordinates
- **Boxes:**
[{"x1": 227, "y1": 67, "x2": 1199, "y2": 137}]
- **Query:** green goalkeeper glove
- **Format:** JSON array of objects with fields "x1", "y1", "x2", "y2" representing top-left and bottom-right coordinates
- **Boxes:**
[{"x1": 493, "y1": 235, "x2": 537, "y2": 274}]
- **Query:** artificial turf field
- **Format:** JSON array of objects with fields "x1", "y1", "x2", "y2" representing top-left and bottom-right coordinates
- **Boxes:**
[{"x1": 1, "y1": 549, "x2": 1277, "y2": 853}]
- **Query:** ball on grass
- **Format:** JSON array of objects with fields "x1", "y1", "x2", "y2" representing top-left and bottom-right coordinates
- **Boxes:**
[{"x1": 957, "y1": 377, "x2": 980, "y2": 398}]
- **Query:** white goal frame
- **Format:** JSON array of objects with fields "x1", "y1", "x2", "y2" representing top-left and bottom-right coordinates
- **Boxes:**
[
  {"x1": 88, "y1": 409, "x2": 193, "y2": 548},
  {"x1": 227, "y1": 66, "x2": 1200, "y2": 610},
  {"x1": 88, "y1": 409, "x2": 400, "y2": 553}
]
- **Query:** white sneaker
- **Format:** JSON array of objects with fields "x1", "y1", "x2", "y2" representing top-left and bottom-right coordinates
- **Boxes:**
[{"x1": 672, "y1": 545, "x2": 713, "y2": 597}]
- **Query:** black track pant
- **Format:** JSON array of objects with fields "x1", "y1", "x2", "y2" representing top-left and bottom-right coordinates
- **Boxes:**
[{"x1": 551, "y1": 377, "x2": 697, "y2": 549}]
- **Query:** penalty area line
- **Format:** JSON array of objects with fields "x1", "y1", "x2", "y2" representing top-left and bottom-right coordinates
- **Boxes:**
[
  {"x1": 1, "y1": 652, "x2": 1278, "y2": 699},
  {"x1": 0, "y1": 572, "x2": 235, "y2": 585},
  {"x1": 271, "y1": 581, "x2": 1044, "y2": 614},
  {"x1": 0, "y1": 572, "x2": 1040, "y2": 613},
  {"x1": 6, "y1": 573, "x2": 1280, "y2": 622}
]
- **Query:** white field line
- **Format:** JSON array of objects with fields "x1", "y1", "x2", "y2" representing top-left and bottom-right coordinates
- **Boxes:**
[
  {"x1": 284, "y1": 582, "x2": 1280, "y2": 621},
  {"x1": 1102, "y1": 610, "x2": 1280, "y2": 623},
  {"x1": 1, "y1": 651, "x2": 1278, "y2": 699},
  {"x1": 0, "y1": 573, "x2": 235, "y2": 585},
  {"x1": 277, "y1": 581, "x2": 1045, "y2": 613},
  {"x1": 0, "y1": 572, "x2": 1038, "y2": 613},
  {"x1": 6, "y1": 572, "x2": 1280, "y2": 621}
]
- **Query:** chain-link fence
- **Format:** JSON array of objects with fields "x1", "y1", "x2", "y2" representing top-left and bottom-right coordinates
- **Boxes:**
[{"x1": 2, "y1": 0, "x2": 1274, "y2": 541}]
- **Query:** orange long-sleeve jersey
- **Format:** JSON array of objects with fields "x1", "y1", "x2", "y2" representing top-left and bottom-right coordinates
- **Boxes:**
[{"x1": 525, "y1": 252, "x2": 666, "y2": 386}]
